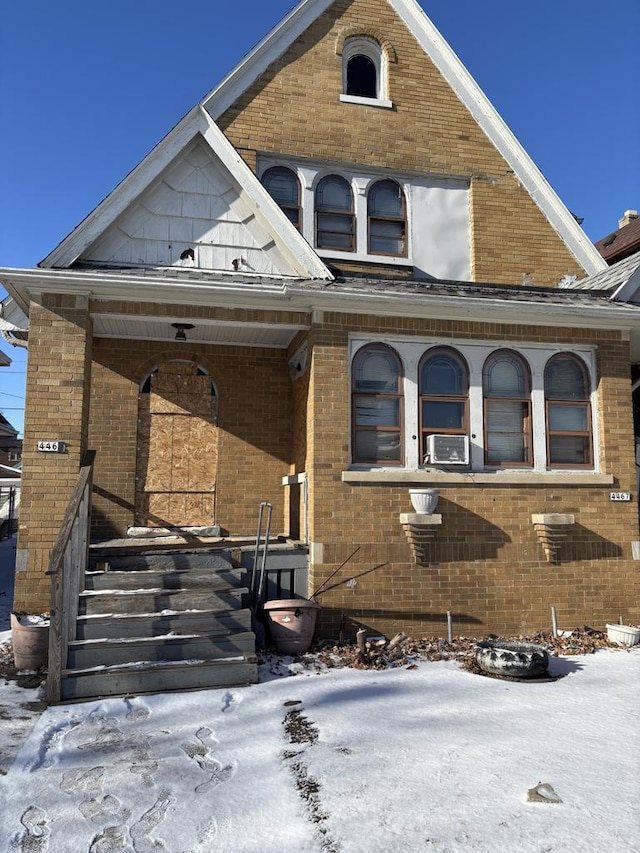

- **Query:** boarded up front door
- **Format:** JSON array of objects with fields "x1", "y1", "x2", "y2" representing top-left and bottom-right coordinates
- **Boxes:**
[{"x1": 135, "y1": 361, "x2": 218, "y2": 527}]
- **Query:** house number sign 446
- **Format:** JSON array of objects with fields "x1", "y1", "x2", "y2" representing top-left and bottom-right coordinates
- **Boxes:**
[
  {"x1": 609, "y1": 491, "x2": 631, "y2": 502},
  {"x1": 37, "y1": 440, "x2": 68, "y2": 453}
]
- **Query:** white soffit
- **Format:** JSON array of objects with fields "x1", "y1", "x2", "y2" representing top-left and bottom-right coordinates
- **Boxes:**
[
  {"x1": 202, "y1": 0, "x2": 606, "y2": 276},
  {"x1": 92, "y1": 314, "x2": 308, "y2": 348},
  {"x1": 41, "y1": 108, "x2": 332, "y2": 282}
]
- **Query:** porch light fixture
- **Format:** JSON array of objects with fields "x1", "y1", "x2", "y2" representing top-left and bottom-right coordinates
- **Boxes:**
[{"x1": 171, "y1": 323, "x2": 195, "y2": 341}]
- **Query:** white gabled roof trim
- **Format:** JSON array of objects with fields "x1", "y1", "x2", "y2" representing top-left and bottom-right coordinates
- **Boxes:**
[
  {"x1": 41, "y1": 108, "x2": 332, "y2": 281},
  {"x1": 203, "y1": 0, "x2": 605, "y2": 277}
]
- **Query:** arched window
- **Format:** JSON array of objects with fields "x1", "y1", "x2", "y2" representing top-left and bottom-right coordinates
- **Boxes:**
[
  {"x1": 261, "y1": 167, "x2": 302, "y2": 230},
  {"x1": 368, "y1": 180, "x2": 406, "y2": 256},
  {"x1": 352, "y1": 344, "x2": 403, "y2": 464},
  {"x1": 347, "y1": 54, "x2": 377, "y2": 98},
  {"x1": 342, "y1": 38, "x2": 386, "y2": 101},
  {"x1": 315, "y1": 175, "x2": 355, "y2": 251},
  {"x1": 483, "y1": 350, "x2": 532, "y2": 466},
  {"x1": 419, "y1": 347, "x2": 469, "y2": 462},
  {"x1": 544, "y1": 353, "x2": 592, "y2": 467}
]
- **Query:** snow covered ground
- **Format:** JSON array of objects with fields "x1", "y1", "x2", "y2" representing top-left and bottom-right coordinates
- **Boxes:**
[{"x1": 1, "y1": 537, "x2": 638, "y2": 852}]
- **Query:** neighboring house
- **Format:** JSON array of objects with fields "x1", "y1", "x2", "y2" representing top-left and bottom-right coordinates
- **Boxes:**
[
  {"x1": 1, "y1": 0, "x2": 638, "y2": 638},
  {"x1": 595, "y1": 210, "x2": 640, "y2": 264},
  {"x1": 0, "y1": 414, "x2": 21, "y2": 539},
  {"x1": 0, "y1": 295, "x2": 29, "y2": 350}
]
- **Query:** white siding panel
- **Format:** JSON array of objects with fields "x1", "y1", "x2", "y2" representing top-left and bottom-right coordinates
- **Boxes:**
[
  {"x1": 140, "y1": 218, "x2": 170, "y2": 241},
  {"x1": 168, "y1": 217, "x2": 194, "y2": 242},
  {"x1": 181, "y1": 193, "x2": 213, "y2": 219},
  {"x1": 163, "y1": 159, "x2": 197, "y2": 191},
  {"x1": 410, "y1": 181, "x2": 471, "y2": 281},
  {"x1": 143, "y1": 183, "x2": 178, "y2": 215}
]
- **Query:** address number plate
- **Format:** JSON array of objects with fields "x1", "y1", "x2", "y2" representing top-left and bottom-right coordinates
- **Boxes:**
[
  {"x1": 37, "y1": 441, "x2": 67, "y2": 453},
  {"x1": 610, "y1": 491, "x2": 631, "y2": 502}
]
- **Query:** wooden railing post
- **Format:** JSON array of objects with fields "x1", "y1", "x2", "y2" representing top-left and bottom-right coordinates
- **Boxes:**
[{"x1": 45, "y1": 450, "x2": 96, "y2": 704}]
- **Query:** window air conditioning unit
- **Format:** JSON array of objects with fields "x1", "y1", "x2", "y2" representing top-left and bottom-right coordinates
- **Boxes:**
[{"x1": 426, "y1": 434, "x2": 469, "y2": 465}]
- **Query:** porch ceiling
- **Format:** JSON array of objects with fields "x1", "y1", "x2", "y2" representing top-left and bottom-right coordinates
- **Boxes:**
[{"x1": 91, "y1": 313, "x2": 308, "y2": 348}]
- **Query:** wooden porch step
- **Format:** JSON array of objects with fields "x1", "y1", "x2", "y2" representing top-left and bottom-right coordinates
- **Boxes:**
[
  {"x1": 78, "y1": 587, "x2": 246, "y2": 616},
  {"x1": 67, "y1": 631, "x2": 256, "y2": 669},
  {"x1": 75, "y1": 608, "x2": 252, "y2": 640},
  {"x1": 88, "y1": 552, "x2": 237, "y2": 572},
  {"x1": 60, "y1": 657, "x2": 258, "y2": 701},
  {"x1": 83, "y1": 568, "x2": 244, "y2": 591}
]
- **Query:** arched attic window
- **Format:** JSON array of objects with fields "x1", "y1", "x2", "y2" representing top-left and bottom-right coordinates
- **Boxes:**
[
  {"x1": 342, "y1": 38, "x2": 387, "y2": 102},
  {"x1": 261, "y1": 166, "x2": 302, "y2": 231},
  {"x1": 368, "y1": 179, "x2": 406, "y2": 256},
  {"x1": 315, "y1": 175, "x2": 355, "y2": 251}
]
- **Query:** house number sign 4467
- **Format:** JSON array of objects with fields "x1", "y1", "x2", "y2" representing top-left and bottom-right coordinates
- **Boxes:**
[{"x1": 609, "y1": 491, "x2": 631, "y2": 502}]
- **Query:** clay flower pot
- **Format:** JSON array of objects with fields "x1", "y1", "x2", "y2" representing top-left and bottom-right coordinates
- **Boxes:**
[
  {"x1": 11, "y1": 613, "x2": 49, "y2": 670},
  {"x1": 263, "y1": 599, "x2": 321, "y2": 655}
]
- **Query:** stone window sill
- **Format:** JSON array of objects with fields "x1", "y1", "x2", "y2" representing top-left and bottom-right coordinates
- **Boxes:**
[{"x1": 342, "y1": 470, "x2": 615, "y2": 486}]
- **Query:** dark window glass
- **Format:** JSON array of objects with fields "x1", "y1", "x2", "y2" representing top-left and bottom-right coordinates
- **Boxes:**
[{"x1": 346, "y1": 55, "x2": 377, "y2": 98}]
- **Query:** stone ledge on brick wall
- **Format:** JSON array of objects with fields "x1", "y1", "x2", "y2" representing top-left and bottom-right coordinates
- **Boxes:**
[
  {"x1": 399, "y1": 512, "x2": 442, "y2": 565},
  {"x1": 531, "y1": 513, "x2": 576, "y2": 564}
]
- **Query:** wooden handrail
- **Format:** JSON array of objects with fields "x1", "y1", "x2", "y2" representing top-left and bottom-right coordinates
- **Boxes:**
[{"x1": 46, "y1": 449, "x2": 96, "y2": 704}]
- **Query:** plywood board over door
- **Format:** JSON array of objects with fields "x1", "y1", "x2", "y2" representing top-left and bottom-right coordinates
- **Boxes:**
[{"x1": 135, "y1": 360, "x2": 218, "y2": 527}]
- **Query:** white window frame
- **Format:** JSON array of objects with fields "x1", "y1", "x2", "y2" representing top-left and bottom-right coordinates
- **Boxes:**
[
  {"x1": 340, "y1": 37, "x2": 393, "y2": 109},
  {"x1": 349, "y1": 336, "x2": 600, "y2": 474},
  {"x1": 258, "y1": 158, "x2": 413, "y2": 267}
]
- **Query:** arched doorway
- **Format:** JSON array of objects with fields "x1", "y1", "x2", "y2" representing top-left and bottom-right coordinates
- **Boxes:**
[{"x1": 135, "y1": 360, "x2": 219, "y2": 528}]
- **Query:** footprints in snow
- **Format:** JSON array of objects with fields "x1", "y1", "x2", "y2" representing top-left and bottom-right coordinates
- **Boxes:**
[
  {"x1": 180, "y1": 726, "x2": 236, "y2": 793},
  {"x1": 10, "y1": 805, "x2": 50, "y2": 853}
]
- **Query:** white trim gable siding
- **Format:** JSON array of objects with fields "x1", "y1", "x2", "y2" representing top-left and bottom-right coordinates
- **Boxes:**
[
  {"x1": 202, "y1": 0, "x2": 605, "y2": 277},
  {"x1": 41, "y1": 108, "x2": 332, "y2": 282}
]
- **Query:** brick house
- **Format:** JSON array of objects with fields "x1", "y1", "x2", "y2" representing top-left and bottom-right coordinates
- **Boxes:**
[{"x1": 2, "y1": 0, "x2": 639, "y2": 640}]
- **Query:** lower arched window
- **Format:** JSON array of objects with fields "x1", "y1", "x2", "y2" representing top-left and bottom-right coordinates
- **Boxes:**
[
  {"x1": 352, "y1": 344, "x2": 403, "y2": 463},
  {"x1": 544, "y1": 353, "x2": 592, "y2": 467},
  {"x1": 419, "y1": 347, "x2": 469, "y2": 462},
  {"x1": 483, "y1": 350, "x2": 532, "y2": 466}
]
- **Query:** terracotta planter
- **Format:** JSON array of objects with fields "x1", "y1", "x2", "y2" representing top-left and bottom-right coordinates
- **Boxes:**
[
  {"x1": 263, "y1": 599, "x2": 320, "y2": 655},
  {"x1": 409, "y1": 488, "x2": 440, "y2": 514},
  {"x1": 11, "y1": 613, "x2": 49, "y2": 670}
]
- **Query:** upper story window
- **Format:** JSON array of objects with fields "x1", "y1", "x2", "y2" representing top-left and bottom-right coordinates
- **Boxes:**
[
  {"x1": 315, "y1": 175, "x2": 355, "y2": 252},
  {"x1": 261, "y1": 166, "x2": 301, "y2": 231},
  {"x1": 352, "y1": 344, "x2": 403, "y2": 464},
  {"x1": 368, "y1": 179, "x2": 407, "y2": 256},
  {"x1": 483, "y1": 350, "x2": 532, "y2": 467},
  {"x1": 544, "y1": 353, "x2": 593, "y2": 467},
  {"x1": 341, "y1": 38, "x2": 392, "y2": 108}
]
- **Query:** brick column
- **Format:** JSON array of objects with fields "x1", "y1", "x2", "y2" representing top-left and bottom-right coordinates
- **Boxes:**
[{"x1": 14, "y1": 294, "x2": 92, "y2": 613}]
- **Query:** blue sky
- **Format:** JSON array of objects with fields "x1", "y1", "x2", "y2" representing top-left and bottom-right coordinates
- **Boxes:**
[{"x1": 1, "y1": 0, "x2": 639, "y2": 435}]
